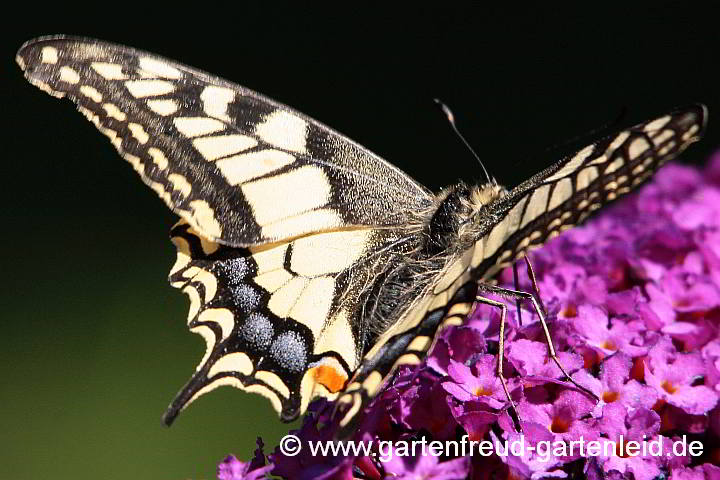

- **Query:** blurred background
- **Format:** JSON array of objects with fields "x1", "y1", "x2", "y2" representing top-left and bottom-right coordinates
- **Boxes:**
[{"x1": 2, "y1": 4, "x2": 719, "y2": 479}]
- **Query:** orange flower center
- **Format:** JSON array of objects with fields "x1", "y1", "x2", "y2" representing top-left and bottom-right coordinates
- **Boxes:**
[
  {"x1": 661, "y1": 380, "x2": 677, "y2": 394},
  {"x1": 600, "y1": 339, "x2": 617, "y2": 351},
  {"x1": 474, "y1": 386, "x2": 493, "y2": 397},
  {"x1": 603, "y1": 391, "x2": 619, "y2": 403},
  {"x1": 550, "y1": 416, "x2": 571, "y2": 433}
]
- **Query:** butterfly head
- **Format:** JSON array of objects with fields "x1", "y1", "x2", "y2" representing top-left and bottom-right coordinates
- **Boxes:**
[{"x1": 469, "y1": 183, "x2": 508, "y2": 212}]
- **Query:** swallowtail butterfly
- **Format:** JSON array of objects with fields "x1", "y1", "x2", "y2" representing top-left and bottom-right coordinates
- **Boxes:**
[{"x1": 17, "y1": 36, "x2": 706, "y2": 437}]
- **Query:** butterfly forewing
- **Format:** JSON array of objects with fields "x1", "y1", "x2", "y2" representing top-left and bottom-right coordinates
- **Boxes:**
[
  {"x1": 16, "y1": 36, "x2": 433, "y2": 247},
  {"x1": 470, "y1": 105, "x2": 707, "y2": 278}
]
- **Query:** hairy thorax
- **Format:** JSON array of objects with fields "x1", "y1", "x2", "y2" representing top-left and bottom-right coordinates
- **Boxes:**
[
  {"x1": 424, "y1": 182, "x2": 508, "y2": 257},
  {"x1": 362, "y1": 182, "x2": 507, "y2": 344}
]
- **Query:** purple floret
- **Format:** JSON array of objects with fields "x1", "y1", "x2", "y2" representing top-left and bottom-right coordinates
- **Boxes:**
[{"x1": 217, "y1": 438, "x2": 273, "y2": 480}]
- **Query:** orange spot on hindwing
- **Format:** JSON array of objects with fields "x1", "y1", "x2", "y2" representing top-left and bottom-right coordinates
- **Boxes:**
[{"x1": 311, "y1": 364, "x2": 348, "y2": 393}]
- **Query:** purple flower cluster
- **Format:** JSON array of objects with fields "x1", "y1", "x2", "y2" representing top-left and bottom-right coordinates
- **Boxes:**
[{"x1": 219, "y1": 153, "x2": 720, "y2": 479}]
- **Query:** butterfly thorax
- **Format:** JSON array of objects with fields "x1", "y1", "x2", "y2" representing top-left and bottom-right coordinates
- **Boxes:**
[
  {"x1": 363, "y1": 182, "x2": 507, "y2": 341},
  {"x1": 425, "y1": 182, "x2": 507, "y2": 256}
]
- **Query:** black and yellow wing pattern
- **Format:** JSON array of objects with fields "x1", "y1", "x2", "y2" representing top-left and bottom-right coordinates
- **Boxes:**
[
  {"x1": 16, "y1": 36, "x2": 431, "y2": 247},
  {"x1": 16, "y1": 35, "x2": 433, "y2": 425},
  {"x1": 472, "y1": 105, "x2": 707, "y2": 281},
  {"x1": 17, "y1": 35, "x2": 706, "y2": 435}
]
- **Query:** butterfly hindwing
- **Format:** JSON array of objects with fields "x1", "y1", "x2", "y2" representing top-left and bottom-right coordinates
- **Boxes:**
[
  {"x1": 16, "y1": 36, "x2": 433, "y2": 247},
  {"x1": 164, "y1": 220, "x2": 410, "y2": 424}
]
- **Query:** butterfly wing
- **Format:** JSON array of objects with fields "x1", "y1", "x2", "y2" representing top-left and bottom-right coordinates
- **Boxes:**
[
  {"x1": 16, "y1": 36, "x2": 433, "y2": 247},
  {"x1": 16, "y1": 36, "x2": 436, "y2": 424},
  {"x1": 164, "y1": 220, "x2": 413, "y2": 424},
  {"x1": 335, "y1": 105, "x2": 707, "y2": 434},
  {"x1": 471, "y1": 105, "x2": 707, "y2": 278}
]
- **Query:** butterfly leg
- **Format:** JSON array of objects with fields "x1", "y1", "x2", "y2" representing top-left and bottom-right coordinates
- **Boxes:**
[
  {"x1": 474, "y1": 294, "x2": 522, "y2": 430},
  {"x1": 512, "y1": 263, "x2": 523, "y2": 326},
  {"x1": 512, "y1": 255, "x2": 547, "y2": 327},
  {"x1": 476, "y1": 283, "x2": 598, "y2": 402},
  {"x1": 522, "y1": 255, "x2": 547, "y2": 318}
]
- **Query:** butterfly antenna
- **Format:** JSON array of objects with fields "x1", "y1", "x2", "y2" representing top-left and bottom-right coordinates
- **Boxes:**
[{"x1": 434, "y1": 98, "x2": 495, "y2": 186}]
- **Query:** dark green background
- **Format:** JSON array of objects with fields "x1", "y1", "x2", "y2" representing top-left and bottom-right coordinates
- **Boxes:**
[{"x1": 3, "y1": 5, "x2": 719, "y2": 479}]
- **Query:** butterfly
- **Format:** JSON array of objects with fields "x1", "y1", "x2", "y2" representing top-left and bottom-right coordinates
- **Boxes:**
[{"x1": 17, "y1": 35, "x2": 706, "y2": 438}]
